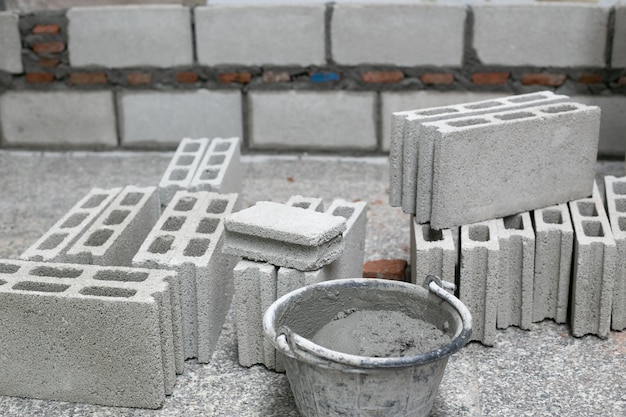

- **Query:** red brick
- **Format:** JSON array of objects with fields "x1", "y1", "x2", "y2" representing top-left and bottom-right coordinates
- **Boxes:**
[
  {"x1": 219, "y1": 72, "x2": 252, "y2": 84},
  {"x1": 32, "y1": 24, "x2": 61, "y2": 34},
  {"x1": 362, "y1": 259, "x2": 407, "y2": 281},
  {"x1": 38, "y1": 58, "x2": 60, "y2": 68},
  {"x1": 521, "y1": 73, "x2": 567, "y2": 87},
  {"x1": 420, "y1": 73, "x2": 455, "y2": 85},
  {"x1": 618, "y1": 76, "x2": 626, "y2": 86},
  {"x1": 32, "y1": 41, "x2": 65, "y2": 54},
  {"x1": 262, "y1": 70, "x2": 291, "y2": 83},
  {"x1": 175, "y1": 71, "x2": 199, "y2": 83},
  {"x1": 361, "y1": 70, "x2": 404, "y2": 84},
  {"x1": 25, "y1": 72, "x2": 55, "y2": 83},
  {"x1": 471, "y1": 72, "x2": 510, "y2": 85},
  {"x1": 69, "y1": 72, "x2": 108, "y2": 85},
  {"x1": 577, "y1": 73, "x2": 603, "y2": 84},
  {"x1": 127, "y1": 72, "x2": 152, "y2": 86}
]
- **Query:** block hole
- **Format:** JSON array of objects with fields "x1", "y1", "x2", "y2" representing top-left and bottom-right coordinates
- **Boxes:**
[
  {"x1": 196, "y1": 218, "x2": 219, "y2": 234},
  {"x1": 162, "y1": 216, "x2": 186, "y2": 231},
  {"x1": 120, "y1": 192, "x2": 143, "y2": 206},
  {"x1": 169, "y1": 168, "x2": 189, "y2": 181},
  {"x1": 80, "y1": 286, "x2": 136, "y2": 298},
  {"x1": 447, "y1": 118, "x2": 490, "y2": 128},
  {"x1": 200, "y1": 169, "x2": 219, "y2": 180},
  {"x1": 81, "y1": 194, "x2": 108, "y2": 209},
  {"x1": 542, "y1": 209, "x2": 563, "y2": 224},
  {"x1": 148, "y1": 235, "x2": 175, "y2": 254},
  {"x1": 208, "y1": 154, "x2": 225, "y2": 165},
  {"x1": 292, "y1": 202, "x2": 311, "y2": 209},
  {"x1": 183, "y1": 142, "x2": 200, "y2": 152},
  {"x1": 30, "y1": 266, "x2": 82, "y2": 278},
  {"x1": 13, "y1": 281, "x2": 70, "y2": 293},
  {"x1": 207, "y1": 199, "x2": 228, "y2": 214},
  {"x1": 415, "y1": 108, "x2": 457, "y2": 117},
  {"x1": 94, "y1": 270, "x2": 149, "y2": 282},
  {"x1": 422, "y1": 227, "x2": 443, "y2": 242},
  {"x1": 582, "y1": 221, "x2": 604, "y2": 237},
  {"x1": 333, "y1": 206, "x2": 354, "y2": 220},
  {"x1": 613, "y1": 182, "x2": 626, "y2": 195},
  {"x1": 463, "y1": 101, "x2": 501, "y2": 110},
  {"x1": 508, "y1": 93, "x2": 547, "y2": 103},
  {"x1": 0, "y1": 279, "x2": 5, "y2": 286},
  {"x1": 494, "y1": 111, "x2": 535, "y2": 121},
  {"x1": 577, "y1": 201, "x2": 598, "y2": 217},
  {"x1": 540, "y1": 104, "x2": 577, "y2": 114},
  {"x1": 0, "y1": 263, "x2": 20, "y2": 274},
  {"x1": 616, "y1": 199, "x2": 626, "y2": 213},
  {"x1": 184, "y1": 238, "x2": 210, "y2": 257},
  {"x1": 214, "y1": 142, "x2": 231, "y2": 152},
  {"x1": 85, "y1": 229, "x2": 114, "y2": 247},
  {"x1": 503, "y1": 214, "x2": 524, "y2": 230},
  {"x1": 37, "y1": 233, "x2": 68, "y2": 250},
  {"x1": 103, "y1": 210, "x2": 130, "y2": 226},
  {"x1": 174, "y1": 196, "x2": 197, "y2": 211},
  {"x1": 619, "y1": 217, "x2": 626, "y2": 232},
  {"x1": 61, "y1": 212, "x2": 89, "y2": 229},
  {"x1": 176, "y1": 155, "x2": 195, "y2": 166},
  {"x1": 468, "y1": 225, "x2": 490, "y2": 242}
]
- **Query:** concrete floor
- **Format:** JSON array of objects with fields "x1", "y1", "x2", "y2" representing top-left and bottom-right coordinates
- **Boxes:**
[{"x1": 0, "y1": 150, "x2": 624, "y2": 416}]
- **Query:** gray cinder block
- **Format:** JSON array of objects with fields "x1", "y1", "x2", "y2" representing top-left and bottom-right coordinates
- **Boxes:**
[
  {"x1": 0, "y1": 260, "x2": 178, "y2": 408},
  {"x1": 496, "y1": 213, "x2": 535, "y2": 330},
  {"x1": 427, "y1": 102, "x2": 600, "y2": 229},
  {"x1": 460, "y1": 220, "x2": 499, "y2": 346},
  {"x1": 223, "y1": 201, "x2": 347, "y2": 271},
  {"x1": 133, "y1": 191, "x2": 239, "y2": 363},
  {"x1": 158, "y1": 138, "x2": 211, "y2": 207},
  {"x1": 410, "y1": 218, "x2": 456, "y2": 287},
  {"x1": 190, "y1": 137, "x2": 242, "y2": 197},
  {"x1": 568, "y1": 183, "x2": 616, "y2": 339},
  {"x1": 532, "y1": 204, "x2": 573, "y2": 324},
  {"x1": 603, "y1": 176, "x2": 626, "y2": 331},
  {"x1": 21, "y1": 187, "x2": 122, "y2": 262},
  {"x1": 65, "y1": 186, "x2": 160, "y2": 267},
  {"x1": 613, "y1": 6, "x2": 626, "y2": 68},
  {"x1": 0, "y1": 11, "x2": 23, "y2": 73}
]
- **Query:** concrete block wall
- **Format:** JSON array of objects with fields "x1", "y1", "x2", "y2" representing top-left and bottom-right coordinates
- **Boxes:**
[{"x1": 0, "y1": 3, "x2": 624, "y2": 156}]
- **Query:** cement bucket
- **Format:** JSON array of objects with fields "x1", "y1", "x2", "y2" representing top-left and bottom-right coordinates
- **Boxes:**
[{"x1": 263, "y1": 276, "x2": 472, "y2": 417}]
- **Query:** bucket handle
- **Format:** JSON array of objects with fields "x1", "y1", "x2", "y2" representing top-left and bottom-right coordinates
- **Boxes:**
[{"x1": 276, "y1": 276, "x2": 473, "y2": 370}]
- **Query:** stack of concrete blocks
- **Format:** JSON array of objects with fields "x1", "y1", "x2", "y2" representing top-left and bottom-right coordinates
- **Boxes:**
[
  {"x1": 229, "y1": 196, "x2": 367, "y2": 371},
  {"x1": 0, "y1": 259, "x2": 179, "y2": 409},
  {"x1": 605, "y1": 176, "x2": 626, "y2": 331},
  {"x1": 133, "y1": 191, "x2": 239, "y2": 364}
]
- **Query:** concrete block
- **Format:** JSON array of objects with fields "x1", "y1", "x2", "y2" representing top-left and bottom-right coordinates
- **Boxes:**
[
  {"x1": 195, "y1": 5, "x2": 325, "y2": 66},
  {"x1": 285, "y1": 195, "x2": 324, "y2": 212},
  {"x1": 133, "y1": 191, "x2": 239, "y2": 363},
  {"x1": 410, "y1": 219, "x2": 456, "y2": 288},
  {"x1": 427, "y1": 102, "x2": 600, "y2": 229},
  {"x1": 67, "y1": 5, "x2": 193, "y2": 68},
  {"x1": 460, "y1": 220, "x2": 499, "y2": 346},
  {"x1": 568, "y1": 183, "x2": 615, "y2": 339},
  {"x1": 603, "y1": 176, "x2": 626, "y2": 331},
  {"x1": 331, "y1": 4, "x2": 465, "y2": 66},
  {"x1": 472, "y1": 4, "x2": 608, "y2": 67},
  {"x1": 119, "y1": 90, "x2": 242, "y2": 147},
  {"x1": 532, "y1": 204, "x2": 574, "y2": 324},
  {"x1": 0, "y1": 11, "x2": 23, "y2": 73},
  {"x1": 613, "y1": 6, "x2": 626, "y2": 67},
  {"x1": 248, "y1": 90, "x2": 377, "y2": 151},
  {"x1": 190, "y1": 137, "x2": 242, "y2": 196},
  {"x1": 159, "y1": 138, "x2": 211, "y2": 207},
  {"x1": 21, "y1": 188, "x2": 122, "y2": 262},
  {"x1": 0, "y1": 260, "x2": 178, "y2": 408},
  {"x1": 0, "y1": 91, "x2": 117, "y2": 147},
  {"x1": 224, "y1": 202, "x2": 346, "y2": 271},
  {"x1": 496, "y1": 212, "x2": 535, "y2": 330},
  {"x1": 571, "y1": 95, "x2": 626, "y2": 157}
]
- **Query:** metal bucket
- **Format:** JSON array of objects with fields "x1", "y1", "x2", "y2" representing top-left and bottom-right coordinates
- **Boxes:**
[{"x1": 263, "y1": 276, "x2": 472, "y2": 417}]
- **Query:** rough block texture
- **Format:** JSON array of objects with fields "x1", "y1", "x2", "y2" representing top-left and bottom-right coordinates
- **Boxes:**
[
  {"x1": 473, "y1": 4, "x2": 608, "y2": 67},
  {"x1": 571, "y1": 95, "x2": 626, "y2": 157},
  {"x1": 427, "y1": 102, "x2": 600, "y2": 229},
  {"x1": 65, "y1": 186, "x2": 159, "y2": 267},
  {"x1": 21, "y1": 188, "x2": 122, "y2": 262},
  {"x1": 332, "y1": 4, "x2": 465, "y2": 66},
  {"x1": 603, "y1": 176, "x2": 626, "y2": 331},
  {"x1": 612, "y1": 6, "x2": 626, "y2": 68},
  {"x1": 569, "y1": 183, "x2": 615, "y2": 339},
  {"x1": 0, "y1": 11, "x2": 22, "y2": 73},
  {"x1": 119, "y1": 90, "x2": 242, "y2": 147},
  {"x1": 496, "y1": 213, "x2": 535, "y2": 330},
  {"x1": 460, "y1": 220, "x2": 499, "y2": 346},
  {"x1": 190, "y1": 137, "x2": 242, "y2": 196},
  {"x1": 0, "y1": 91, "x2": 117, "y2": 147},
  {"x1": 0, "y1": 260, "x2": 178, "y2": 409},
  {"x1": 532, "y1": 204, "x2": 574, "y2": 324},
  {"x1": 67, "y1": 5, "x2": 193, "y2": 68},
  {"x1": 248, "y1": 90, "x2": 377, "y2": 150},
  {"x1": 195, "y1": 5, "x2": 325, "y2": 66},
  {"x1": 410, "y1": 219, "x2": 456, "y2": 287}
]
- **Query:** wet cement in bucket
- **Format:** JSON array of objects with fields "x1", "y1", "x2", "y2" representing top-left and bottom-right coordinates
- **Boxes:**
[{"x1": 311, "y1": 309, "x2": 452, "y2": 358}]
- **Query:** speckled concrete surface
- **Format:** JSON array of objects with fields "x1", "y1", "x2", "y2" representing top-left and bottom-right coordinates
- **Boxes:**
[{"x1": 0, "y1": 151, "x2": 624, "y2": 416}]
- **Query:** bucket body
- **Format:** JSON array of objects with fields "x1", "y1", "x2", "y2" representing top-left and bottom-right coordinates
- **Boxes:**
[{"x1": 263, "y1": 278, "x2": 472, "y2": 417}]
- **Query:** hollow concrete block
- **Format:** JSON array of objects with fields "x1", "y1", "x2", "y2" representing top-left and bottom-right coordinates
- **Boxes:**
[
  {"x1": 190, "y1": 137, "x2": 242, "y2": 198},
  {"x1": 532, "y1": 204, "x2": 573, "y2": 324},
  {"x1": 603, "y1": 176, "x2": 626, "y2": 331},
  {"x1": 410, "y1": 219, "x2": 456, "y2": 287}
]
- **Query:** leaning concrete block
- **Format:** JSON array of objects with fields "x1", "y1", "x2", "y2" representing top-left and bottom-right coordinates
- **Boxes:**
[
  {"x1": 158, "y1": 138, "x2": 211, "y2": 207},
  {"x1": 428, "y1": 102, "x2": 600, "y2": 229},
  {"x1": 66, "y1": 186, "x2": 159, "y2": 266},
  {"x1": 190, "y1": 137, "x2": 242, "y2": 197},
  {"x1": 223, "y1": 202, "x2": 347, "y2": 271},
  {"x1": 21, "y1": 187, "x2": 122, "y2": 262},
  {"x1": 460, "y1": 220, "x2": 499, "y2": 346},
  {"x1": 569, "y1": 183, "x2": 616, "y2": 339},
  {"x1": 0, "y1": 11, "x2": 23, "y2": 73},
  {"x1": 285, "y1": 195, "x2": 324, "y2": 212},
  {"x1": 496, "y1": 213, "x2": 535, "y2": 330},
  {"x1": 532, "y1": 204, "x2": 573, "y2": 324},
  {"x1": 604, "y1": 176, "x2": 626, "y2": 331},
  {"x1": 410, "y1": 219, "x2": 456, "y2": 287}
]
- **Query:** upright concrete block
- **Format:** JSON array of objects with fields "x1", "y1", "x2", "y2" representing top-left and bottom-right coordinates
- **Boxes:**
[
  {"x1": 66, "y1": 186, "x2": 159, "y2": 267},
  {"x1": 195, "y1": 5, "x2": 325, "y2": 66},
  {"x1": 496, "y1": 213, "x2": 535, "y2": 330},
  {"x1": 532, "y1": 204, "x2": 574, "y2": 324},
  {"x1": 460, "y1": 220, "x2": 499, "y2": 346},
  {"x1": 473, "y1": 4, "x2": 608, "y2": 67},
  {"x1": 332, "y1": 4, "x2": 465, "y2": 66},
  {"x1": 569, "y1": 183, "x2": 615, "y2": 339},
  {"x1": 190, "y1": 137, "x2": 242, "y2": 196},
  {"x1": 67, "y1": 5, "x2": 193, "y2": 68},
  {"x1": 613, "y1": 6, "x2": 626, "y2": 68},
  {"x1": 427, "y1": 102, "x2": 600, "y2": 229},
  {"x1": 603, "y1": 176, "x2": 626, "y2": 331},
  {"x1": 21, "y1": 188, "x2": 122, "y2": 262},
  {"x1": 0, "y1": 11, "x2": 23, "y2": 73},
  {"x1": 410, "y1": 219, "x2": 456, "y2": 287}
]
